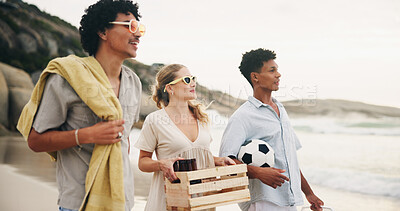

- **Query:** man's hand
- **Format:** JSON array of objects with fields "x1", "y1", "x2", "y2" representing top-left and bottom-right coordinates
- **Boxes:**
[
  {"x1": 300, "y1": 170, "x2": 324, "y2": 211},
  {"x1": 306, "y1": 193, "x2": 324, "y2": 211},
  {"x1": 251, "y1": 167, "x2": 289, "y2": 189},
  {"x1": 80, "y1": 120, "x2": 125, "y2": 145},
  {"x1": 230, "y1": 158, "x2": 289, "y2": 189}
]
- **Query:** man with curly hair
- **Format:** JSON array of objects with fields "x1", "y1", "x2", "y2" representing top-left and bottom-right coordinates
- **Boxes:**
[
  {"x1": 219, "y1": 48, "x2": 324, "y2": 211},
  {"x1": 18, "y1": 0, "x2": 144, "y2": 210}
]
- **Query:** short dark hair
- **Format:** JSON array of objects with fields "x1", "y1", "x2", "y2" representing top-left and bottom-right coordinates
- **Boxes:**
[
  {"x1": 79, "y1": 0, "x2": 141, "y2": 56},
  {"x1": 239, "y1": 48, "x2": 276, "y2": 86}
]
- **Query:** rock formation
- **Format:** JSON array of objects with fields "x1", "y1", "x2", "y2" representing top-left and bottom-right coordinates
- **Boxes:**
[{"x1": 0, "y1": 62, "x2": 33, "y2": 135}]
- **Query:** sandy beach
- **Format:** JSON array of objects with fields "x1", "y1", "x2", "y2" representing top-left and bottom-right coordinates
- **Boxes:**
[
  {"x1": 3, "y1": 160, "x2": 399, "y2": 211},
  {"x1": 0, "y1": 137, "x2": 241, "y2": 211},
  {"x1": 0, "y1": 164, "x2": 58, "y2": 211},
  {"x1": 1, "y1": 129, "x2": 400, "y2": 211},
  {"x1": 0, "y1": 163, "x2": 242, "y2": 211}
]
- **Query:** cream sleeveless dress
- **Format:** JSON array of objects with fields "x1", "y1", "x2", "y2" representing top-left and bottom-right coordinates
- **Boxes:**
[{"x1": 135, "y1": 109, "x2": 215, "y2": 211}]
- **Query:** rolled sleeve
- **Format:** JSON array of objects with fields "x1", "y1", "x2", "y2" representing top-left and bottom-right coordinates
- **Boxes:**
[{"x1": 32, "y1": 74, "x2": 71, "y2": 133}]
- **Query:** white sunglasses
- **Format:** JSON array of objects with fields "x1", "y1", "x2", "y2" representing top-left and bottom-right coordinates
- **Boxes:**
[{"x1": 109, "y1": 19, "x2": 146, "y2": 36}]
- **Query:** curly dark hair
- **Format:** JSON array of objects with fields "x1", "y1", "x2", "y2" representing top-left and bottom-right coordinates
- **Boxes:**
[
  {"x1": 239, "y1": 48, "x2": 276, "y2": 86},
  {"x1": 79, "y1": 0, "x2": 141, "y2": 56}
]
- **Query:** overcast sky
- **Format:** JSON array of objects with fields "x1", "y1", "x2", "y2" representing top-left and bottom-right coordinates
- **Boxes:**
[{"x1": 24, "y1": 0, "x2": 400, "y2": 108}]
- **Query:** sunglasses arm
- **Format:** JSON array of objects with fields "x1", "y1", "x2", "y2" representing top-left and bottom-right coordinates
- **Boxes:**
[{"x1": 109, "y1": 21, "x2": 130, "y2": 25}]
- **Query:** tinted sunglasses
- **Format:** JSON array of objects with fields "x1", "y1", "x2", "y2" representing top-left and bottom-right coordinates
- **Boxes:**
[
  {"x1": 109, "y1": 19, "x2": 146, "y2": 36},
  {"x1": 163, "y1": 76, "x2": 196, "y2": 92}
]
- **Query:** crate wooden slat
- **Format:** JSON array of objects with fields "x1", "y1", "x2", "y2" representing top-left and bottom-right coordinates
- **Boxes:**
[
  {"x1": 165, "y1": 164, "x2": 250, "y2": 210},
  {"x1": 187, "y1": 176, "x2": 248, "y2": 194},
  {"x1": 190, "y1": 189, "x2": 249, "y2": 207}
]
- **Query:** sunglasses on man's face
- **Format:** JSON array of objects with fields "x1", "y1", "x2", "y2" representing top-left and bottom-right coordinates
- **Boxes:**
[
  {"x1": 109, "y1": 19, "x2": 146, "y2": 36},
  {"x1": 163, "y1": 76, "x2": 197, "y2": 92}
]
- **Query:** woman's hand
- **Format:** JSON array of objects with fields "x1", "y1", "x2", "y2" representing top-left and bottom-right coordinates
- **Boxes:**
[
  {"x1": 214, "y1": 156, "x2": 236, "y2": 166},
  {"x1": 159, "y1": 157, "x2": 184, "y2": 182}
]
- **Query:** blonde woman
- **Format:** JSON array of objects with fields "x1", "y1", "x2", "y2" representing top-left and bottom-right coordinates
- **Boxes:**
[{"x1": 135, "y1": 64, "x2": 234, "y2": 211}]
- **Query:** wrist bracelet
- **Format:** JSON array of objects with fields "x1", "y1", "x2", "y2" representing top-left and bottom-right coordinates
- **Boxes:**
[{"x1": 75, "y1": 129, "x2": 82, "y2": 149}]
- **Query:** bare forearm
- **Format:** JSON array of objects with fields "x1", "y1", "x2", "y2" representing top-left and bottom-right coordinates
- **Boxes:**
[
  {"x1": 230, "y1": 158, "x2": 258, "y2": 179},
  {"x1": 301, "y1": 170, "x2": 324, "y2": 210},
  {"x1": 28, "y1": 120, "x2": 125, "y2": 152},
  {"x1": 28, "y1": 128, "x2": 82, "y2": 152},
  {"x1": 300, "y1": 170, "x2": 314, "y2": 196},
  {"x1": 138, "y1": 156, "x2": 160, "y2": 173},
  {"x1": 247, "y1": 165, "x2": 260, "y2": 179}
]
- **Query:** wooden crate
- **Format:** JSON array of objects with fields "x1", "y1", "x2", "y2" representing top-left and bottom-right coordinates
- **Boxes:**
[{"x1": 165, "y1": 164, "x2": 250, "y2": 211}]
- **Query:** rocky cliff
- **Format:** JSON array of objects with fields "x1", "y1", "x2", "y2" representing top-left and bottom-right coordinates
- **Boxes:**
[
  {"x1": 283, "y1": 99, "x2": 400, "y2": 119},
  {"x1": 0, "y1": 62, "x2": 33, "y2": 135},
  {"x1": 0, "y1": 0, "x2": 85, "y2": 74}
]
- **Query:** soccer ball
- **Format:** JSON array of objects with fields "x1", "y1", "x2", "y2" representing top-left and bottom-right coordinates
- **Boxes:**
[{"x1": 237, "y1": 139, "x2": 275, "y2": 167}]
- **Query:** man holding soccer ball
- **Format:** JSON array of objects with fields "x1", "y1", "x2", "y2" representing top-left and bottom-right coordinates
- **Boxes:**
[{"x1": 219, "y1": 48, "x2": 324, "y2": 211}]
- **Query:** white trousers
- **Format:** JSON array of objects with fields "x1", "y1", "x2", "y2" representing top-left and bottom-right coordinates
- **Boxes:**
[{"x1": 248, "y1": 201, "x2": 297, "y2": 211}]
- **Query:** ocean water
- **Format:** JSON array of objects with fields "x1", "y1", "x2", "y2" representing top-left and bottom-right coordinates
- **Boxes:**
[
  {"x1": 297, "y1": 132, "x2": 400, "y2": 198},
  {"x1": 129, "y1": 110, "x2": 400, "y2": 211}
]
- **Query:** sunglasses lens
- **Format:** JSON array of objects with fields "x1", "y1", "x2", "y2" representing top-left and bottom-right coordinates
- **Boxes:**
[
  {"x1": 130, "y1": 20, "x2": 139, "y2": 33},
  {"x1": 183, "y1": 77, "x2": 191, "y2": 84},
  {"x1": 138, "y1": 24, "x2": 146, "y2": 36}
]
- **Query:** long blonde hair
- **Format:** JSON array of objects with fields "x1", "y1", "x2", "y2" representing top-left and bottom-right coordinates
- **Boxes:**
[{"x1": 152, "y1": 64, "x2": 209, "y2": 124}]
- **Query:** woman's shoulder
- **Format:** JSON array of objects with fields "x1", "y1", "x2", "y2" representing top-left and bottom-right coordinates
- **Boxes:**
[
  {"x1": 144, "y1": 109, "x2": 168, "y2": 124},
  {"x1": 149, "y1": 109, "x2": 166, "y2": 116}
]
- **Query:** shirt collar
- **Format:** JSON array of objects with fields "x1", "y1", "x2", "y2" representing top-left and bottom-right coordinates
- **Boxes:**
[
  {"x1": 121, "y1": 65, "x2": 132, "y2": 79},
  {"x1": 248, "y1": 96, "x2": 282, "y2": 108},
  {"x1": 120, "y1": 66, "x2": 133, "y2": 89},
  {"x1": 118, "y1": 66, "x2": 133, "y2": 100}
]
